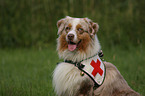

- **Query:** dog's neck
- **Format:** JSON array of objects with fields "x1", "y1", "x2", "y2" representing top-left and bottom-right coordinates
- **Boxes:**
[{"x1": 58, "y1": 35, "x2": 101, "y2": 62}]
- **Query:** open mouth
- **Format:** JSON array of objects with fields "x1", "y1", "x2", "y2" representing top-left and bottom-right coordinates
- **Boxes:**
[{"x1": 68, "y1": 41, "x2": 81, "y2": 51}]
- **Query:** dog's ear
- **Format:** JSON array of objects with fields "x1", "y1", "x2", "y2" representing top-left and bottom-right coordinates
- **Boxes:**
[
  {"x1": 57, "y1": 18, "x2": 65, "y2": 35},
  {"x1": 57, "y1": 16, "x2": 71, "y2": 35},
  {"x1": 84, "y1": 18, "x2": 99, "y2": 37}
]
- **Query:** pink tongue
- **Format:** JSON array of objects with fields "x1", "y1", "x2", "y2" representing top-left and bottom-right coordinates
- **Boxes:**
[{"x1": 68, "y1": 44, "x2": 77, "y2": 51}]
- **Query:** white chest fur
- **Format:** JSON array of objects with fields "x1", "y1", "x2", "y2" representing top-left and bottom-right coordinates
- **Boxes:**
[{"x1": 53, "y1": 62, "x2": 88, "y2": 96}]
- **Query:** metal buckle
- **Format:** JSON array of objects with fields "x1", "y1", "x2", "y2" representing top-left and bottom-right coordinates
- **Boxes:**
[
  {"x1": 75, "y1": 62, "x2": 85, "y2": 69},
  {"x1": 75, "y1": 62, "x2": 80, "y2": 67}
]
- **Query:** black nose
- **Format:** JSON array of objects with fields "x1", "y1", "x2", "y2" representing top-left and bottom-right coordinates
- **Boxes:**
[{"x1": 68, "y1": 34, "x2": 74, "y2": 40}]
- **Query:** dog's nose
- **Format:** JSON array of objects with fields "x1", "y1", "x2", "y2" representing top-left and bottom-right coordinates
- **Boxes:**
[{"x1": 68, "y1": 34, "x2": 74, "y2": 40}]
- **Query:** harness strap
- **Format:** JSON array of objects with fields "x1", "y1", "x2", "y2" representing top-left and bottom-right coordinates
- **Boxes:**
[
  {"x1": 59, "y1": 50, "x2": 105, "y2": 89},
  {"x1": 64, "y1": 60, "x2": 85, "y2": 69}
]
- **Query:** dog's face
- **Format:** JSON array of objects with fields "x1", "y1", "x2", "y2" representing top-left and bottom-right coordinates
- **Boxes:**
[{"x1": 57, "y1": 16, "x2": 99, "y2": 53}]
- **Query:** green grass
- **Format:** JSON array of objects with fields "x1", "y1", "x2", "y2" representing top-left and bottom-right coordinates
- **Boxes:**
[
  {"x1": 0, "y1": 45, "x2": 145, "y2": 96},
  {"x1": 0, "y1": 47, "x2": 58, "y2": 96},
  {"x1": 102, "y1": 45, "x2": 145, "y2": 95}
]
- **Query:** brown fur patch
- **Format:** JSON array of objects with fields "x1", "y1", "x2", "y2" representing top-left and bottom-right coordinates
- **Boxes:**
[
  {"x1": 77, "y1": 32, "x2": 92, "y2": 52},
  {"x1": 112, "y1": 89, "x2": 140, "y2": 96},
  {"x1": 58, "y1": 33, "x2": 68, "y2": 52},
  {"x1": 76, "y1": 24, "x2": 82, "y2": 29},
  {"x1": 78, "y1": 80, "x2": 92, "y2": 95},
  {"x1": 68, "y1": 23, "x2": 72, "y2": 28},
  {"x1": 65, "y1": 23, "x2": 72, "y2": 33},
  {"x1": 76, "y1": 24, "x2": 84, "y2": 34}
]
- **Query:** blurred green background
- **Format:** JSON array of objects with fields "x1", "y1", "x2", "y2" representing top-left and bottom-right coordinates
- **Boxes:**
[
  {"x1": 1, "y1": 0, "x2": 145, "y2": 48},
  {"x1": 0, "y1": 0, "x2": 145, "y2": 96}
]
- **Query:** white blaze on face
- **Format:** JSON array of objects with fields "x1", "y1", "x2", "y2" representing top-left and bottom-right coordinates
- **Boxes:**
[{"x1": 66, "y1": 18, "x2": 80, "y2": 51}]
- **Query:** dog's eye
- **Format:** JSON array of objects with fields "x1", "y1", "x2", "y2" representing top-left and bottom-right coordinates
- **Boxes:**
[
  {"x1": 78, "y1": 28, "x2": 84, "y2": 34},
  {"x1": 65, "y1": 27, "x2": 71, "y2": 32}
]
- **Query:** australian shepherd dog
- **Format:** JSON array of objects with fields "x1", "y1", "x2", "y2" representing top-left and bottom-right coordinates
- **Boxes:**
[{"x1": 53, "y1": 16, "x2": 140, "y2": 96}]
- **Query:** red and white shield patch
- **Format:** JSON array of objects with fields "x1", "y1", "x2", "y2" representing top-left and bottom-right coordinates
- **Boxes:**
[{"x1": 81, "y1": 55, "x2": 105, "y2": 85}]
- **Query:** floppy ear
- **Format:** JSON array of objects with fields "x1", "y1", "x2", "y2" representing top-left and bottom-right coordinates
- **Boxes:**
[
  {"x1": 57, "y1": 16, "x2": 71, "y2": 35},
  {"x1": 57, "y1": 18, "x2": 65, "y2": 35},
  {"x1": 84, "y1": 18, "x2": 99, "y2": 37}
]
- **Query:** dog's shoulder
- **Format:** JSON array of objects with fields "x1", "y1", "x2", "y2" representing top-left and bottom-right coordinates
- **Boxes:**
[{"x1": 103, "y1": 61, "x2": 118, "y2": 71}]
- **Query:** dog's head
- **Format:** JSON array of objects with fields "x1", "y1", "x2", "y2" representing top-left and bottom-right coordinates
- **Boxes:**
[{"x1": 57, "y1": 16, "x2": 101, "y2": 61}]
